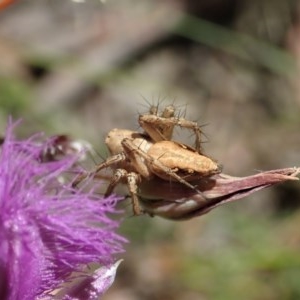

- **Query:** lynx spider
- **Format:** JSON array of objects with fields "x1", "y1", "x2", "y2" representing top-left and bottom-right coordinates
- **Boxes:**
[{"x1": 73, "y1": 104, "x2": 221, "y2": 215}]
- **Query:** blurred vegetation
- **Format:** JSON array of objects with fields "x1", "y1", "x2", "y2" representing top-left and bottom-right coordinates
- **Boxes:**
[{"x1": 1, "y1": 0, "x2": 300, "y2": 299}]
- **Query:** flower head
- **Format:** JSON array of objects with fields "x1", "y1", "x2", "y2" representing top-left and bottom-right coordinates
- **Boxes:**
[{"x1": 0, "y1": 122, "x2": 126, "y2": 299}]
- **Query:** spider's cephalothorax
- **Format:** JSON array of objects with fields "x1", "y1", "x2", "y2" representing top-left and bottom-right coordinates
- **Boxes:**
[{"x1": 73, "y1": 104, "x2": 221, "y2": 216}]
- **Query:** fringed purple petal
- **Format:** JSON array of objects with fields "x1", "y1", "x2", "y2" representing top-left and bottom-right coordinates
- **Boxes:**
[
  {"x1": 0, "y1": 122, "x2": 126, "y2": 300},
  {"x1": 50, "y1": 260, "x2": 123, "y2": 299}
]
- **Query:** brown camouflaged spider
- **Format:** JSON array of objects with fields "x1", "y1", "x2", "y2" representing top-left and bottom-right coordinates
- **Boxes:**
[{"x1": 73, "y1": 104, "x2": 221, "y2": 215}]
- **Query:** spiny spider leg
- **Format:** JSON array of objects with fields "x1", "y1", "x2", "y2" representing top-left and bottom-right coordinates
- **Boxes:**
[
  {"x1": 126, "y1": 172, "x2": 143, "y2": 215},
  {"x1": 139, "y1": 105, "x2": 176, "y2": 142},
  {"x1": 104, "y1": 169, "x2": 127, "y2": 197},
  {"x1": 72, "y1": 152, "x2": 126, "y2": 187},
  {"x1": 139, "y1": 114, "x2": 202, "y2": 152},
  {"x1": 104, "y1": 169, "x2": 143, "y2": 215}
]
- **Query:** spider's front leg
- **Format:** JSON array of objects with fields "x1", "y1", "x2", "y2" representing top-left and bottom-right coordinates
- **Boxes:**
[
  {"x1": 105, "y1": 169, "x2": 143, "y2": 216},
  {"x1": 139, "y1": 111, "x2": 203, "y2": 152},
  {"x1": 72, "y1": 152, "x2": 126, "y2": 187},
  {"x1": 126, "y1": 172, "x2": 144, "y2": 215},
  {"x1": 139, "y1": 105, "x2": 175, "y2": 142}
]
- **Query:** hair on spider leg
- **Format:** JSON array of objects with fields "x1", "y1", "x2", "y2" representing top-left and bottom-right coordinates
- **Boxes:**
[
  {"x1": 171, "y1": 98, "x2": 188, "y2": 111},
  {"x1": 137, "y1": 97, "x2": 160, "y2": 117},
  {"x1": 79, "y1": 145, "x2": 111, "y2": 177},
  {"x1": 138, "y1": 97, "x2": 189, "y2": 121},
  {"x1": 135, "y1": 100, "x2": 158, "y2": 131},
  {"x1": 140, "y1": 97, "x2": 174, "y2": 114},
  {"x1": 171, "y1": 115, "x2": 203, "y2": 144},
  {"x1": 184, "y1": 122, "x2": 210, "y2": 142},
  {"x1": 154, "y1": 93, "x2": 168, "y2": 108},
  {"x1": 138, "y1": 93, "x2": 152, "y2": 107},
  {"x1": 173, "y1": 104, "x2": 187, "y2": 120},
  {"x1": 137, "y1": 93, "x2": 167, "y2": 113},
  {"x1": 198, "y1": 123, "x2": 210, "y2": 144},
  {"x1": 71, "y1": 147, "x2": 114, "y2": 188},
  {"x1": 91, "y1": 146, "x2": 110, "y2": 164}
]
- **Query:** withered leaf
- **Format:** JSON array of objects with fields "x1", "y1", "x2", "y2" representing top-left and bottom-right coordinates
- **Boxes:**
[{"x1": 139, "y1": 167, "x2": 300, "y2": 220}]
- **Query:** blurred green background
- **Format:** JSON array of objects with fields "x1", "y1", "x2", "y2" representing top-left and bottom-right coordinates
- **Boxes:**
[{"x1": 1, "y1": 0, "x2": 300, "y2": 299}]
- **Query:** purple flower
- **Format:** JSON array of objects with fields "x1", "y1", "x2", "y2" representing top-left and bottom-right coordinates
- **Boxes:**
[{"x1": 0, "y1": 122, "x2": 126, "y2": 300}]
